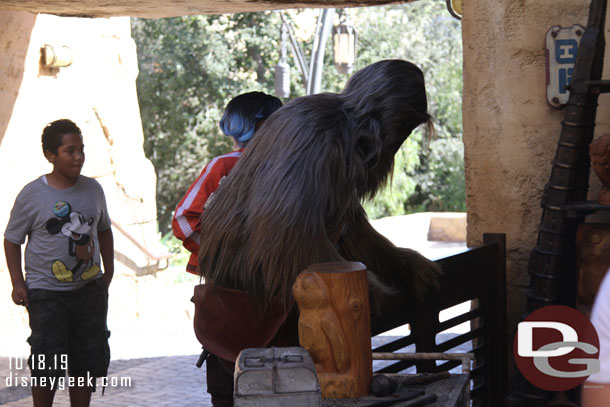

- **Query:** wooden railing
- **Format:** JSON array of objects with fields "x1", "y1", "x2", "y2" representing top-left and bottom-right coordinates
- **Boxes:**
[{"x1": 111, "y1": 218, "x2": 171, "y2": 275}]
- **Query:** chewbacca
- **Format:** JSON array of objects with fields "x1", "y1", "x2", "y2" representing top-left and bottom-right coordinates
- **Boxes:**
[{"x1": 195, "y1": 59, "x2": 442, "y2": 406}]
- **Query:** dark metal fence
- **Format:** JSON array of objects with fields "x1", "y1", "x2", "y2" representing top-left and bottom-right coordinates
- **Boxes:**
[{"x1": 371, "y1": 233, "x2": 507, "y2": 407}]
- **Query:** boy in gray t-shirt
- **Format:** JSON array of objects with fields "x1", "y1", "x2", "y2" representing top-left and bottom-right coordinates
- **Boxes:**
[{"x1": 4, "y1": 119, "x2": 114, "y2": 407}]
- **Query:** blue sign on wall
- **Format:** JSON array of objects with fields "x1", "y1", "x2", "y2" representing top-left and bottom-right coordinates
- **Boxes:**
[{"x1": 546, "y1": 25, "x2": 584, "y2": 108}]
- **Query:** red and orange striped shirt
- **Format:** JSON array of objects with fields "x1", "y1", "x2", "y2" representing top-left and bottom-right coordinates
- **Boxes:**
[{"x1": 172, "y1": 149, "x2": 242, "y2": 274}]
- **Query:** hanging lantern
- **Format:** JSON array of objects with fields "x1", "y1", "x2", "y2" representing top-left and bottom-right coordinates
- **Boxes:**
[
  {"x1": 332, "y1": 10, "x2": 357, "y2": 75},
  {"x1": 275, "y1": 60, "x2": 290, "y2": 98},
  {"x1": 275, "y1": 21, "x2": 291, "y2": 98}
]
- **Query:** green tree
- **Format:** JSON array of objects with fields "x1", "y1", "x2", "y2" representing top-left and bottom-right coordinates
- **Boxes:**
[
  {"x1": 132, "y1": 0, "x2": 465, "y2": 234},
  {"x1": 348, "y1": 1, "x2": 465, "y2": 217}
]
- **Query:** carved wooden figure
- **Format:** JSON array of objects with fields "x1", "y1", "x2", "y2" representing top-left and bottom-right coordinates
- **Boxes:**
[{"x1": 293, "y1": 261, "x2": 372, "y2": 399}]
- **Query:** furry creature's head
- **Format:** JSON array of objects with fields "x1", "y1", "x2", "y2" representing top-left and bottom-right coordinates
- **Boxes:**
[{"x1": 340, "y1": 59, "x2": 430, "y2": 199}]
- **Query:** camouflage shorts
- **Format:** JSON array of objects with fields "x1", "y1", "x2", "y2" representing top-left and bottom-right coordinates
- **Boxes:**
[{"x1": 27, "y1": 278, "x2": 110, "y2": 380}]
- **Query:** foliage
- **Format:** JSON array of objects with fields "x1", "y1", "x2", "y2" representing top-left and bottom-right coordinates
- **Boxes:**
[
  {"x1": 159, "y1": 231, "x2": 191, "y2": 267},
  {"x1": 352, "y1": 1, "x2": 466, "y2": 217},
  {"x1": 132, "y1": 0, "x2": 465, "y2": 235}
]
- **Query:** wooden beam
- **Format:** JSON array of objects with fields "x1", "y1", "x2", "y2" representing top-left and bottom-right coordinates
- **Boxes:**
[{"x1": 0, "y1": 0, "x2": 414, "y2": 19}]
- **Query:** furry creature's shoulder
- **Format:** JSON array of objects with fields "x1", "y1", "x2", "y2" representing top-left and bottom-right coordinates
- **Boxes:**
[{"x1": 273, "y1": 93, "x2": 347, "y2": 133}]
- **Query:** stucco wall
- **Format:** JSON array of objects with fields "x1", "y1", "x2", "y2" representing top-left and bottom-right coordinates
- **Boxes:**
[
  {"x1": 462, "y1": 0, "x2": 610, "y2": 372},
  {"x1": 0, "y1": 12, "x2": 160, "y2": 335}
]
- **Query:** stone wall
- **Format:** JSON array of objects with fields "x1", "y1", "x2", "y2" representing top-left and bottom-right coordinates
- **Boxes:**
[{"x1": 0, "y1": 12, "x2": 160, "y2": 335}]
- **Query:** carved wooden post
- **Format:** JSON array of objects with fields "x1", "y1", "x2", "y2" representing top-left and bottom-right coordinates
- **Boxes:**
[{"x1": 292, "y1": 261, "x2": 372, "y2": 399}]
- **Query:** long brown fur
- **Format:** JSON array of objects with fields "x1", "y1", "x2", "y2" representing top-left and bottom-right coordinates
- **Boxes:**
[{"x1": 198, "y1": 60, "x2": 442, "y2": 312}]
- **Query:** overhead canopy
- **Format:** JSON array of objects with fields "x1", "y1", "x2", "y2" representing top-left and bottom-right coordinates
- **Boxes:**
[{"x1": 0, "y1": 0, "x2": 409, "y2": 18}]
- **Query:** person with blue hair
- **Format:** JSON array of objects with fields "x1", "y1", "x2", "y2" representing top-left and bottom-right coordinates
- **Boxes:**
[
  {"x1": 172, "y1": 92, "x2": 282, "y2": 275},
  {"x1": 219, "y1": 92, "x2": 281, "y2": 147}
]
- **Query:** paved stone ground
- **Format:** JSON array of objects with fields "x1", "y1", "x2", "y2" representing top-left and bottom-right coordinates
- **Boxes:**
[
  {"x1": 0, "y1": 355, "x2": 209, "y2": 406},
  {"x1": 0, "y1": 335, "x2": 470, "y2": 407}
]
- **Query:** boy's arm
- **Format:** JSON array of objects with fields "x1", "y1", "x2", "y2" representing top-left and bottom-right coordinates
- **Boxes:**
[
  {"x1": 98, "y1": 229, "x2": 114, "y2": 288},
  {"x1": 4, "y1": 239, "x2": 27, "y2": 307}
]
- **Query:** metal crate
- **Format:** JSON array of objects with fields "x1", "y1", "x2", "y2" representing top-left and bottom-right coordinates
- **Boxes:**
[{"x1": 234, "y1": 347, "x2": 321, "y2": 407}]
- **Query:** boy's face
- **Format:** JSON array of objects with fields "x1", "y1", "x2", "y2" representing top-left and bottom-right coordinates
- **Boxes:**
[{"x1": 45, "y1": 132, "x2": 85, "y2": 180}]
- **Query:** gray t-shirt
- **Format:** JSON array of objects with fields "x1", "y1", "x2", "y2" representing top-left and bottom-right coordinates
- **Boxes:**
[{"x1": 4, "y1": 175, "x2": 111, "y2": 291}]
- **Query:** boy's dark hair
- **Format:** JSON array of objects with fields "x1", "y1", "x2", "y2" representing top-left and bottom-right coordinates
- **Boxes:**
[
  {"x1": 41, "y1": 119, "x2": 82, "y2": 154},
  {"x1": 219, "y1": 92, "x2": 282, "y2": 147}
]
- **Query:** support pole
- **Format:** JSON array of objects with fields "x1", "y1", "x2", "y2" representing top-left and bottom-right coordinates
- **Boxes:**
[{"x1": 307, "y1": 8, "x2": 335, "y2": 95}]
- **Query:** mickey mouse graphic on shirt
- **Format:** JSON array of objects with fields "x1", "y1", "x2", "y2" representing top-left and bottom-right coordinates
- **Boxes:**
[{"x1": 45, "y1": 200, "x2": 101, "y2": 282}]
